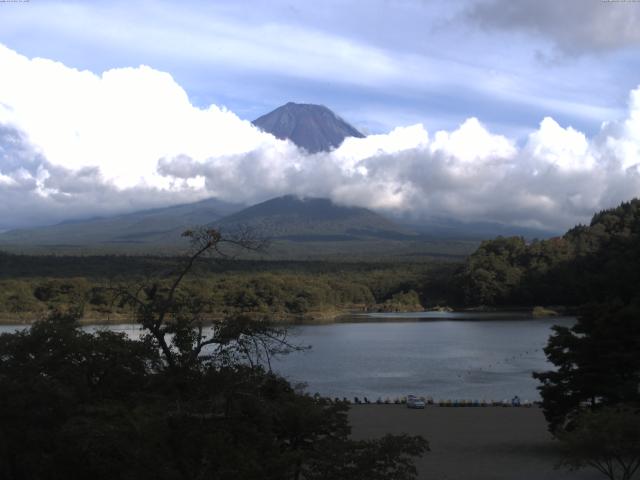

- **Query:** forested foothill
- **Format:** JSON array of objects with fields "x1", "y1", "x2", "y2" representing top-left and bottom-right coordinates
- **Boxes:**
[
  {"x1": 460, "y1": 199, "x2": 640, "y2": 308},
  {"x1": 2, "y1": 199, "x2": 640, "y2": 320},
  {"x1": 2, "y1": 199, "x2": 640, "y2": 323}
]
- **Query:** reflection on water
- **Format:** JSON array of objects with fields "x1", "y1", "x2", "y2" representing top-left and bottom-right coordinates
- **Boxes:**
[{"x1": 0, "y1": 312, "x2": 573, "y2": 401}]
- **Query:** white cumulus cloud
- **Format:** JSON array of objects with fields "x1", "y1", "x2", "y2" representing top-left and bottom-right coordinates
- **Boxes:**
[
  {"x1": 0, "y1": 43, "x2": 282, "y2": 189},
  {"x1": 1, "y1": 43, "x2": 639, "y2": 232}
]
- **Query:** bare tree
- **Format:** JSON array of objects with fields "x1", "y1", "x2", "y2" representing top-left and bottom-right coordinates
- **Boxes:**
[{"x1": 113, "y1": 227, "x2": 301, "y2": 371}]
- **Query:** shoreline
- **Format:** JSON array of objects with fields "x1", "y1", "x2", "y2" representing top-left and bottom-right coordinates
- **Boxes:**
[{"x1": 0, "y1": 305, "x2": 574, "y2": 326}]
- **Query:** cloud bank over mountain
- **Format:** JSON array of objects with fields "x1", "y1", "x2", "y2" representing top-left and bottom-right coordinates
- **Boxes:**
[{"x1": 1, "y1": 44, "x2": 639, "y2": 231}]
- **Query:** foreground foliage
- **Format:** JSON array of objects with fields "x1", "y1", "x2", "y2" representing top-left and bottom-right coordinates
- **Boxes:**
[
  {"x1": 534, "y1": 303, "x2": 640, "y2": 432},
  {"x1": 0, "y1": 229, "x2": 428, "y2": 479},
  {"x1": 534, "y1": 301, "x2": 640, "y2": 479}
]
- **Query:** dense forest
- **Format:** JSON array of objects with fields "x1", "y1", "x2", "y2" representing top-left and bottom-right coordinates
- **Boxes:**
[
  {"x1": 460, "y1": 199, "x2": 640, "y2": 308},
  {"x1": 0, "y1": 254, "x2": 457, "y2": 323}
]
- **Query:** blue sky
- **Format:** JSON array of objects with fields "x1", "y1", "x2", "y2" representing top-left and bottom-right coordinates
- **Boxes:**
[
  {"x1": 1, "y1": 0, "x2": 638, "y2": 137},
  {"x1": 0, "y1": 0, "x2": 639, "y2": 230}
]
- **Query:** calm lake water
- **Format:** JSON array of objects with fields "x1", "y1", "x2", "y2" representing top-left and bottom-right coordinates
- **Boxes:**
[
  {"x1": 274, "y1": 313, "x2": 574, "y2": 401},
  {"x1": 0, "y1": 312, "x2": 573, "y2": 401}
]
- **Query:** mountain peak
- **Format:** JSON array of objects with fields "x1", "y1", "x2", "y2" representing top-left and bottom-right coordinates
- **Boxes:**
[{"x1": 252, "y1": 103, "x2": 365, "y2": 153}]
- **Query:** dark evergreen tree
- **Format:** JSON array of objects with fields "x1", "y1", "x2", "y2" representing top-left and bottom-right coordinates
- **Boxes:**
[{"x1": 533, "y1": 303, "x2": 640, "y2": 433}]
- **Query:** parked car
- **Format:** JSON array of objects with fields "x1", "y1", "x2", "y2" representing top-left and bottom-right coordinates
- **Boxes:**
[{"x1": 406, "y1": 395, "x2": 426, "y2": 409}]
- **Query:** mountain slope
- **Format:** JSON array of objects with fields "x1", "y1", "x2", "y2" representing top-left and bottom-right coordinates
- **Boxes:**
[
  {"x1": 215, "y1": 195, "x2": 415, "y2": 241},
  {"x1": 252, "y1": 102, "x2": 364, "y2": 153},
  {"x1": 0, "y1": 198, "x2": 243, "y2": 246}
]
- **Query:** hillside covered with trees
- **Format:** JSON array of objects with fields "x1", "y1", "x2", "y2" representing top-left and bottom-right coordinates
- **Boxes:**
[{"x1": 460, "y1": 199, "x2": 640, "y2": 308}]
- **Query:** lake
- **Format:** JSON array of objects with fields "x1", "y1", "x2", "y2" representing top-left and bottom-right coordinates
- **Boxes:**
[
  {"x1": 0, "y1": 312, "x2": 572, "y2": 401},
  {"x1": 273, "y1": 313, "x2": 573, "y2": 401}
]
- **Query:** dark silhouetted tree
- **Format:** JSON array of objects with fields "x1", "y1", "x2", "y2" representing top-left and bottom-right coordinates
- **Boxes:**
[
  {"x1": 533, "y1": 303, "x2": 640, "y2": 433},
  {"x1": 558, "y1": 406, "x2": 640, "y2": 480}
]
